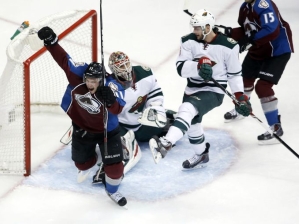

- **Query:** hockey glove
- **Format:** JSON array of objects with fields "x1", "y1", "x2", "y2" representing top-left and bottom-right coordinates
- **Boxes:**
[
  {"x1": 37, "y1": 26, "x2": 58, "y2": 46},
  {"x1": 214, "y1": 25, "x2": 232, "y2": 37},
  {"x1": 238, "y1": 30, "x2": 256, "y2": 53},
  {"x1": 138, "y1": 102, "x2": 167, "y2": 128},
  {"x1": 95, "y1": 86, "x2": 116, "y2": 107},
  {"x1": 234, "y1": 93, "x2": 252, "y2": 117},
  {"x1": 198, "y1": 57, "x2": 213, "y2": 82}
]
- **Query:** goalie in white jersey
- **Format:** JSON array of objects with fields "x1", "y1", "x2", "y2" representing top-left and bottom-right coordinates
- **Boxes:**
[
  {"x1": 149, "y1": 9, "x2": 252, "y2": 169},
  {"x1": 93, "y1": 51, "x2": 171, "y2": 183}
]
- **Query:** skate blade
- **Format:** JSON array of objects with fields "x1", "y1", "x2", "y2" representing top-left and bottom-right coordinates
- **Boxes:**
[
  {"x1": 92, "y1": 179, "x2": 103, "y2": 185},
  {"x1": 77, "y1": 169, "x2": 91, "y2": 183},
  {"x1": 182, "y1": 163, "x2": 207, "y2": 171},
  {"x1": 149, "y1": 138, "x2": 162, "y2": 164},
  {"x1": 258, "y1": 137, "x2": 280, "y2": 145},
  {"x1": 224, "y1": 115, "x2": 245, "y2": 123}
]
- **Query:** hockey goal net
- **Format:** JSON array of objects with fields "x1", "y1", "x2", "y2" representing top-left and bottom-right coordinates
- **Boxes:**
[{"x1": 0, "y1": 10, "x2": 98, "y2": 176}]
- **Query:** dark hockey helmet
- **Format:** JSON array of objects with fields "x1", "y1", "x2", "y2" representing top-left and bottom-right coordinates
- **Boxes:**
[
  {"x1": 83, "y1": 62, "x2": 104, "y2": 83},
  {"x1": 108, "y1": 51, "x2": 133, "y2": 89}
]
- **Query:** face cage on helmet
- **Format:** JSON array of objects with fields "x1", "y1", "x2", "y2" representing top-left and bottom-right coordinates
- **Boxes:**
[{"x1": 109, "y1": 52, "x2": 133, "y2": 81}]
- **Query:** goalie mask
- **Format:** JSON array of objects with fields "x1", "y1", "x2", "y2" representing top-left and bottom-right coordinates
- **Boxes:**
[
  {"x1": 83, "y1": 62, "x2": 104, "y2": 84},
  {"x1": 190, "y1": 9, "x2": 215, "y2": 40},
  {"x1": 108, "y1": 51, "x2": 133, "y2": 89}
]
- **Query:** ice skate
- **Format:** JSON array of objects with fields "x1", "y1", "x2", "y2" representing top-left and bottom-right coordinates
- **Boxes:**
[
  {"x1": 106, "y1": 190, "x2": 127, "y2": 206},
  {"x1": 182, "y1": 143, "x2": 210, "y2": 170},
  {"x1": 258, "y1": 122, "x2": 283, "y2": 145},
  {"x1": 149, "y1": 135, "x2": 172, "y2": 164},
  {"x1": 92, "y1": 163, "x2": 104, "y2": 184},
  {"x1": 77, "y1": 169, "x2": 91, "y2": 183},
  {"x1": 224, "y1": 108, "x2": 244, "y2": 123}
]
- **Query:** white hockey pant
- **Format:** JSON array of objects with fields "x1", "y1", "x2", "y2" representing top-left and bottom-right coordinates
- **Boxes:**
[{"x1": 166, "y1": 102, "x2": 198, "y2": 145}]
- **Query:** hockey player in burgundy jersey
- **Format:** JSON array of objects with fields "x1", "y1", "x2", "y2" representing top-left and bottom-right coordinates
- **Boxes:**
[
  {"x1": 216, "y1": 0, "x2": 294, "y2": 144},
  {"x1": 38, "y1": 26, "x2": 127, "y2": 206}
]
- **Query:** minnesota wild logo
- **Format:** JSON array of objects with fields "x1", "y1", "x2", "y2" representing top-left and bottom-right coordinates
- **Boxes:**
[{"x1": 129, "y1": 95, "x2": 147, "y2": 113}]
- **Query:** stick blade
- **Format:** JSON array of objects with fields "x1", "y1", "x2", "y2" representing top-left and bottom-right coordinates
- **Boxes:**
[{"x1": 60, "y1": 125, "x2": 73, "y2": 145}]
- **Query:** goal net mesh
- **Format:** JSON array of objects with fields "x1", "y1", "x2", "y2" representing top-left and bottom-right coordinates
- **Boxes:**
[{"x1": 0, "y1": 10, "x2": 97, "y2": 175}]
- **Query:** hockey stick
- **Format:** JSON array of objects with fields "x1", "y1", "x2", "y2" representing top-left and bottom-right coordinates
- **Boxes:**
[
  {"x1": 100, "y1": 0, "x2": 108, "y2": 156},
  {"x1": 60, "y1": 125, "x2": 73, "y2": 145},
  {"x1": 183, "y1": 0, "x2": 193, "y2": 16},
  {"x1": 211, "y1": 78, "x2": 299, "y2": 159}
]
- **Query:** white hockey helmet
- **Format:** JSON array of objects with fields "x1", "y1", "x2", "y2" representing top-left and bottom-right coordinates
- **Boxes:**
[
  {"x1": 108, "y1": 51, "x2": 133, "y2": 89},
  {"x1": 190, "y1": 9, "x2": 215, "y2": 38}
]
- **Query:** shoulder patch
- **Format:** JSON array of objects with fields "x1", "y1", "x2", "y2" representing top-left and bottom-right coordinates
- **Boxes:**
[
  {"x1": 209, "y1": 34, "x2": 237, "y2": 49},
  {"x1": 227, "y1": 37, "x2": 237, "y2": 44},
  {"x1": 181, "y1": 33, "x2": 198, "y2": 43},
  {"x1": 258, "y1": 0, "x2": 269, "y2": 9},
  {"x1": 69, "y1": 58, "x2": 85, "y2": 67},
  {"x1": 141, "y1": 65, "x2": 151, "y2": 71},
  {"x1": 108, "y1": 82, "x2": 118, "y2": 92}
]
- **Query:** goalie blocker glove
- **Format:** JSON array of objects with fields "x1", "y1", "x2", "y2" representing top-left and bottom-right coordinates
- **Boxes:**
[
  {"x1": 138, "y1": 101, "x2": 167, "y2": 128},
  {"x1": 234, "y1": 92, "x2": 252, "y2": 117},
  {"x1": 37, "y1": 26, "x2": 58, "y2": 46}
]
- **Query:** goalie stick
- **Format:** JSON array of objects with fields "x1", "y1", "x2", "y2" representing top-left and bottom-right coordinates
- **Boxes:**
[{"x1": 210, "y1": 78, "x2": 299, "y2": 160}]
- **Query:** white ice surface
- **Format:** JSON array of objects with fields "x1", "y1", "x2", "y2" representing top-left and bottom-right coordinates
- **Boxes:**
[{"x1": 0, "y1": 0, "x2": 299, "y2": 223}]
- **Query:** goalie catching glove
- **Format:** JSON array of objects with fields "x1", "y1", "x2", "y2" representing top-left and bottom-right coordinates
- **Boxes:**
[
  {"x1": 234, "y1": 92, "x2": 252, "y2": 117},
  {"x1": 138, "y1": 102, "x2": 167, "y2": 128}
]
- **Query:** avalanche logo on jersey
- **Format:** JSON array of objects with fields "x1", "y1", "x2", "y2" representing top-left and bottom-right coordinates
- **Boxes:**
[
  {"x1": 258, "y1": 0, "x2": 269, "y2": 9},
  {"x1": 243, "y1": 18, "x2": 258, "y2": 36},
  {"x1": 75, "y1": 92, "x2": 101, "y2": 114}
]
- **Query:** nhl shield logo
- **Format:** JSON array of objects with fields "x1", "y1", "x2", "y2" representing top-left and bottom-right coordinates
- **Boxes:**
[{"x1": 258, "y1": 0, "x2": 269, "y2": 9}]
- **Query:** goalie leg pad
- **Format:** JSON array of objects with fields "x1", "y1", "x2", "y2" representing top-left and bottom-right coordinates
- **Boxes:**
[{"x1": 122, "y1": 130, "x2": 142, "y2": 174}]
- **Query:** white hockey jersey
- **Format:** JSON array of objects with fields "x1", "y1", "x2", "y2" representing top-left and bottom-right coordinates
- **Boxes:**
[
  {"x1": 118, "y1": 65, "x2": 164, "y2": 131},
  {"x1": 176, "y1": 33, "x2": 244, "y2": 95}
]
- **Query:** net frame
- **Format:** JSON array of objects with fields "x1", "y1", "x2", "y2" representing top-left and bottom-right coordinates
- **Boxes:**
[{"x1": 0, "y1": 10, "x2": 98, "y2": 176}]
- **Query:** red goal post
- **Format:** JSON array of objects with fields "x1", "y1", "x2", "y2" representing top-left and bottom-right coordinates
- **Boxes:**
[{"x1": 0, "y1": 10, "x2": 98, "y2": 176}]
